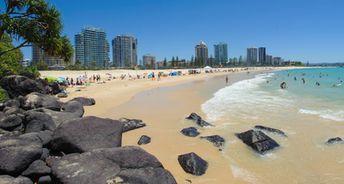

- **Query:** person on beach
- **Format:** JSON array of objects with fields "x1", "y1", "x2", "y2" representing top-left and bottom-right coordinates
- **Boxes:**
[{"x1": 225, "y1": 76, "x2": 228, "y2": 84}]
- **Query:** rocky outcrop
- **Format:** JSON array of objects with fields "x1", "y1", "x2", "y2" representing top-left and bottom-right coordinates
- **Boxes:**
[
  {"x1": 181, "y1": 127, "x2": 200, "y2": 137},
  {"x1": 0, "y1": 136, "x2": 43, "y2": 175},
  {"x1": 21, "y1": 160, "x2": 51, "y2": 181},
  {"x1": 24, "y1": 111, "x2": 56, "y2": 133},
  {"x1": 327, "y1": 137, "x2": 343, "y2": 144},
  {"x1": 186, "y1": 113, "x2": 213, "y2": 127},
  {"x1": 0, "y1": 114, "x2": 23, "y2": 131},
  {"x1": 22, "y1": 92, "x2": 61, "y2": 111},
  {"x1": 236, "y1": 130, "x2": 280, "y2": 154},
  {"x1": 0, "y1": 75, "x2": 45, "y2": 98},
  {"x1": 254, "y1": 125, "x2": 287, "y2": 137},
  {"x1": 120, "y1": 118, "x2": 146, "y2": 132},
  {"x1": 51, "y1": 116, "x2": 123, "y2": 154},
  {"x1": 61, "y1": 100, "x2": 84, "y2": 117},
  {"x1": 178, "y1": 152, "x2": 208, "y2": 176},
  {"x1": 138, "y1": 135, "x2": 151, "y2": 145},
  {"x1": 70, "y1": 97, "x2": 96, "y2": 106},
  {"x1": 200, "y1": 135, "x2": 225, "y2": 148},
  {"x1": 31, "y1": 108, "x2": 80, "y2": 127},
  {"x1": 49, "y1": 146, "x2": 176, "y2": 184},
  {"x1": 0, "y1": 175, "x2": 33, "y2": 184}
]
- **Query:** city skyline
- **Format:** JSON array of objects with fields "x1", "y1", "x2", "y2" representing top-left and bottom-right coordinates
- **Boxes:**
[{"x1": 20, "y1": 0, "x2": 344, "y2": 63}]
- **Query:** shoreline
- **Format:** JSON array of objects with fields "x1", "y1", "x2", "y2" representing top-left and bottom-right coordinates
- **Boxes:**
[{"x1": 40, "y1": 66, "x2": 299, "y2": 183}]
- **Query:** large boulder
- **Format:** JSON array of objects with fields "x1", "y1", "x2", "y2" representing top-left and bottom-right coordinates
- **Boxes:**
[
  {"x1": 22, "y1": 92, "x2": 61, "y2": 111},
  {"x1": 37, "y1": 175, "x2": 52, "y2": 184},
  {"x1": 24, "y1": 111, "x2": 56, "y2": 133},
  {"x1": 200, "y1": 135, "x2": 225, "y2": 148},
  {"x1": 21, "y1": 160, "x2": 51, "y2": 181},
  {"x1": 178, "y1": 152, "x2": 208, "y2": 176},
  {"x1": 235, "y1": 130, "x2": 280, "y2": 154},
  {"x1": 137, "y1": 135, "x2": 151, "y2": 145},
  {"x1": 327, "y1": 137, "x2": 343, "y2": 144},
  {"x1": 20, "y1": 131, "x2": 53, "y2": 147},
  {"x1": 186, "y1": 113, "x2": 213, "y2": 127},
  {"x1": 0, "y1": 136, "x2": 42, "y2": 175},
  {"x1": 0, "y1": 114, "x2": 23, "y2": 131},
  {"x1": 0, "y1": 75, "x2": 45, "y2": 98},
  {"x1": 70, "y1": 97, "x2": 96, "y2": 106},
  {"x1": 31, "y1": 108, "x2": 80, "y2": 127},
  {"x1": 117, "y1": 167, "x2": 176, "y2": 184},
  {"x1": 254, "y1": 125, "x2": 287, "y2": 137},
  {"x1": 49, "y1": 146, "x2": 176, "y2": 184},
  {"x1": 0, "y1": 175, "x2": 33, "y2": 184},
  {"x1": 4, "y1": 99, "x2": 20, "y2": 108},
  {"x1": 120, "y1": 118, "x2": 146, "y2": 132},
  {"x1": 51, "y1": 116, "x2": 123, "y2": 154},
  {"x1": 61, "y1": 100, "x2": 84, "y2": 117},
  {"x1": 181, "y1": 127, "x2": 200, "y2": 137}
]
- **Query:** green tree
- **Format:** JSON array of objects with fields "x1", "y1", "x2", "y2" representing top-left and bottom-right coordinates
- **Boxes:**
[
  {"x1": 0, "y1": 34, "x2": 23, "y2": 77},
  {"x1": 0, "y1": 0, "x2": 73, "y2": 62},
  {"x1": 163, "y1": 58, "x2": 167, "y2": 67},
  {"x1": 171, "y1": 56, "x2": 175, "y2": 67}
]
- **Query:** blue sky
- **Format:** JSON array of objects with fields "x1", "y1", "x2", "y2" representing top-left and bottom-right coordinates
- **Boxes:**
[{"x1": 21, "y1": 0, "x2": 344, "y2": 63}]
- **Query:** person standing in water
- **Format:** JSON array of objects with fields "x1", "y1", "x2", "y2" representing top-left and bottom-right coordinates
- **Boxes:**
[{"x1": 226, "y1": 76, "x2": 229, "y2": 84}]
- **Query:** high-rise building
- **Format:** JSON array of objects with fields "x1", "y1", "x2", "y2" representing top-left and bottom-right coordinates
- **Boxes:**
[
  {"x1": 75, "y1": 27, "x2": 109, "y2": 67},
  {"x1": 258, "y1": 47, "x2": 266, "y2": 65},
  {"x1": 214, "y1": 42, "x2": 228, "y2": 65},
  {"x1": 143, "y1": 54, "x2": 156, "y2": 68},
  {"x1": 246, "y1": 48, "x2": 258, "y2": 66},
  {"x1": 112, "y1": 35, "x2": 138, "y2": 67},
  {"x1": 273, "y1": 57, "x2": 282, "y2": 66},
  {"x1": 266, "y1": 55, "x2": 273, "y2": 66},
  {"x1": 195, "y1": 41, "x2": 208, "y2": 66},
  {"x1": 31, "y1": 44, "x2": 65, "y2": 67}
]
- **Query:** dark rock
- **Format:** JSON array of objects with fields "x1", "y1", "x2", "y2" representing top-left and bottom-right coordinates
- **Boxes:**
[
  {"x1": 31, "y1": 108, "x2": 80, "y2": 127},
  {"x1": 327, "y1": 137, "x2": 343, "y2": 144},
  {"x1": 200, "y1": 135, "x2": 225, "y2": 148},
  {"x1": 254, "y1": 125, "x2": 287, "y2": 137},
  {"x1": 21, "y1": 160, "x2": 51, "y2": 180},
  {"x1": 0, "y1": 136, "x2": 42, "y2": 175},
  {"x1": 51, "y1": 116, "x2": 123, "y2": 154},
  {"x1": 4, "y1": 99, "x2": 20, "y2": 108},
  {"x1": 22, "y1": 92, "x2": 61, "y2": 111},
  {"x1": 24, "y1": 111, "x2": 56, "y2": 133},
  {"x1": 3, "y1": 107, "x2": 25, "y2": 116},
  {"x1": 235, "y1": 130, "x2": 280, "y2": 154},
  {"x1": 0, "y1": 75, "x2": 45, "y2": 98},
  {"x1": 50, "y1": 146, "x2": 175, "y2": 184},
  {"x1": 70, "y1": 97, "x2": 95, "y2": 106},
  {"x1": 38, "y1": 175, "x2": 52, "y2": 184},
  {"x1": 40, "y1": 148, "x2": 50, "y2": 161},
  {"x1": 0, "y1": 103, "x2": 5, "y2": 111},
  {"x1": 138, "y1": 135, "x2": 151, "y2": 145},
  {"x1": 0, "y1": 114, "x2": 23, "y2": 131},
  {"x1": 61, "y1": 101, "x2": 84, "y2": 117},
  {"x1": 117, "y1": 167, "x2": 177, "y2": 184},
  {"x1": 49, "y1": 82, "x2": 62, "y2": 95},
  {"x1": 20, "y1": 131, "x2": 53, "y2": 147},
  {"x1": 186, "y1": 113, "x2": 213, "y2": 127},
  {"x1": 120, "y1": 118, "x2": 146, "y2": 132},
  {"x1": 56, "y1": 92, "x2": 68, "y2": 98},
  {"x1": 181, "y1": 127, "x2": 200, "y2": 137},
  {"x1": 0, "y1": 175, "x2": 33, "y2": 184},
  {"x1": 178, "y1": 152, "x2": 208, "y2": 176}
]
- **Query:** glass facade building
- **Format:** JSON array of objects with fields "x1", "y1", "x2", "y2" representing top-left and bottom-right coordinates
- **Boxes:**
[
  {"x1": 75, "y1": 27, "x2": 109, "y2": 67},
  {"x1": 112, "y1": 35, "x2": 138, "y2": 67},
  {"x1": 214, "y1": 42, "x2": 228, "y2": 65}
]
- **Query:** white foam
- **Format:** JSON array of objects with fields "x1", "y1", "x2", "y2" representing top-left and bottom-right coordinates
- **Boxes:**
[
  {"x1": 299, "y1": 109, "x2": 344, "y2": 122},
  {"x1": 202, "y1": 73, "x2": 291, "y2": 121},
  {"x1": 231, "y1": 165, "x2": 259, "y2": 184}
]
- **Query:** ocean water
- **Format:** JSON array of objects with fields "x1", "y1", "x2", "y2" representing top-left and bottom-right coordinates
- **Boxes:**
[{"x1": 202, "y1": 67, "x2": 344, "y2": 184}]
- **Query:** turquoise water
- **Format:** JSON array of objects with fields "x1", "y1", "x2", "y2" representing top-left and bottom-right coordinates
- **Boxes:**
[{"x1": 201, "y1": 67, "x2": 344, "y2": 184}]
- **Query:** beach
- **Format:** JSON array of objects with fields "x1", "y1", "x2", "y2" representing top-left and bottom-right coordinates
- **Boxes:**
[
  {"x1": 39, "y1": 67, "x2": 280, "y2": 183},
  {"x1": 39, "y1": 66, "x2": 344, "y2": 184}
]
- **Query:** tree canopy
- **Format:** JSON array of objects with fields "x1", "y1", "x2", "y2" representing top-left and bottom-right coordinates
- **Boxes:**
[{"x1": 0, "y1": 0, "x2": 73, "y2": 62}]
